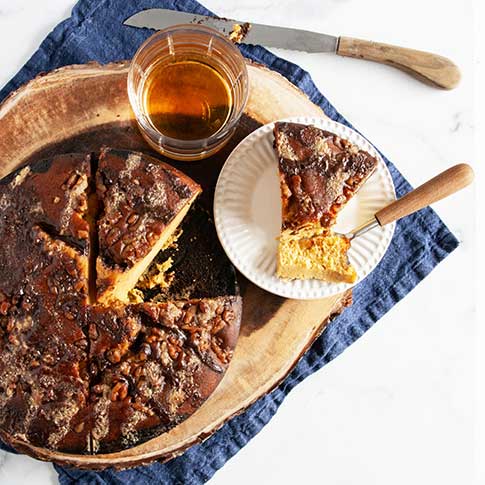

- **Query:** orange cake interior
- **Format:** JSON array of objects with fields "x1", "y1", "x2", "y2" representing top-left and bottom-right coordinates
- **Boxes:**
[{"x1": 277, "y1": 228, "x2": 357, "y2": 283}]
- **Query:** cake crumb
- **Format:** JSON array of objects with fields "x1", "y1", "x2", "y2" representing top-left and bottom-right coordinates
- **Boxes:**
[{"x1": 229, "y1": 22, "x2": 251, "y2": 43}]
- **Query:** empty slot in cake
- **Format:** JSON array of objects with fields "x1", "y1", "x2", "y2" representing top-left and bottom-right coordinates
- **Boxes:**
[
  {"x1": 86, "y1": 153, "x2": 100, "y2": 305},
  {"x1": 36, "y1": 221, "x2": 88, "y2": 254}
]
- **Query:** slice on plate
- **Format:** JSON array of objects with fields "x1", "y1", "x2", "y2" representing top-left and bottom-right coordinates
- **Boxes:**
[
  {"x1": 95, "y1": 148, "x2": 201, "y2": 303},
  {"x1": 273, "y1": 122, "x2": 377, "y2": 283}
]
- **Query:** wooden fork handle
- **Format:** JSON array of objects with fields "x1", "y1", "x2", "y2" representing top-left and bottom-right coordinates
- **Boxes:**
[
  {"x1": 337, "y1": 37, "x2": 461, "y2": 90},
  {"x1": 375, "y1": 164, "x2": 474, "y2": 226}
]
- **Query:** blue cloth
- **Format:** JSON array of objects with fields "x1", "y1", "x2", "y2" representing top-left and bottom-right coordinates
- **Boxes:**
[{"x1": 0, "y1": 0, "x2": 458, "y2": 483}]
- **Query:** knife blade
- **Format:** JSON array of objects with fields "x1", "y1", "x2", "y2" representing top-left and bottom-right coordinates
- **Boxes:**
[
  {"x1": 124, "y1": 9, "x2": 338, "y2": 53},
  {"x1": 123, "y1": 8, "x2": 461, "y2": 90}
]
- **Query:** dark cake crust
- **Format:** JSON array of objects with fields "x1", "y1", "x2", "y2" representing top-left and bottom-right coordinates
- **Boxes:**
[
  {"x1": 0, "y1": 154, "x2": 91, "y2": 297},
  {"x1": 87, "y1": 297, "x2": 241, "y2": 453},
  {"x1": 96, "y1": 147, "x2": 201, "y2": 268},
  {"x1": 273, "y1": 122, "x2": 378, "y2": 230},
  {"x1": 0, "y1": 150, "x2": 241, "y2": 455},
  {"x1": 0, "y1": 152, "x2": 92, "y2": 453}
]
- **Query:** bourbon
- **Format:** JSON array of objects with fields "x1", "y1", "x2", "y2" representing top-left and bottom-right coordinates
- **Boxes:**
[{"x1": 142, "y1": 59, "x2": 232, "y2": 141}]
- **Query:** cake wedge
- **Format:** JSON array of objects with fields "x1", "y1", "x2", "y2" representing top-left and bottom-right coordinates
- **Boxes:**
[
  {"x1": 95, "y1": 148, "x2": 201, "y2": 303},
  {"x1": 273, "y1": 122, "x2": 377, "y2": 283},
  {"x1": 87, "y1": 296, "x2": 241, "y2": 453}
]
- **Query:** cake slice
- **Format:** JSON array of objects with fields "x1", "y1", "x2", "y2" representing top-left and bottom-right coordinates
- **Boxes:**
[
  {"x1": 0, "y1": 155, "x2": 94, "y2": 453},
  {"x1": 273, "y1": 122, "x2": 377, "y2": 282},
  {"x1": 0, "y1": 154, "x2": 91, "y2": 297},
  {"x1": 87, "y1": 296, "x2": 241, "y2": 453},
  {"x1": 95, "y1": 148, "x2": 201, "y2": 303},
  {"x1": 15, "y1": 153, "x2": 91, "y2": 253},
  {"x1": 0, "y1": 229, "x2": 91, "y2": 453}
]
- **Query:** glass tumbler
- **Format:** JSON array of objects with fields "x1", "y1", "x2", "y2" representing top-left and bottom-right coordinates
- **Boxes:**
[{"x1": 128, "y1": 25, "x2": 249, "y2": 161}]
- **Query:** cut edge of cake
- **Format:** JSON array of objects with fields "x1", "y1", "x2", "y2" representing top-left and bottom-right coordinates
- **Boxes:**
[
  {"x1": 96, "y1": 191, "x2": 199, "y2": 304},
  {"x1": 276, "y1": 231, "x2": 357, "y2": 283},
  {"x1": 94, "y1": 148, "x2": 202, "y2": 305}
]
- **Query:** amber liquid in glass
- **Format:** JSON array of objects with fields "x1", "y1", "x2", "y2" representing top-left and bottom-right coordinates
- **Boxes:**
[{"x1": 142, "y1": 59, "x2": 232, "y2": 141}]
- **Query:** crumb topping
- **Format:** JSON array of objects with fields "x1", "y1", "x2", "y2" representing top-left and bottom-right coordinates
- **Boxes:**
[
  {"x1": 0, "y1": 150, "x2": 241, "y2": 455},
  {"x1": 274, "y1": 122, "x2": 377, "y2": 230}
]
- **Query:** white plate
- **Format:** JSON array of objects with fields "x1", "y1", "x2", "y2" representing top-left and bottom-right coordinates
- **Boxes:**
[{"x1": 214, "y1": 117, "x2": 396, "y2": 300}]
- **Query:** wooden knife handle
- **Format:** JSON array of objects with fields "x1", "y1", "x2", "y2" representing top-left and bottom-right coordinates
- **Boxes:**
[
  {"x1": 337, "y1": 36, "x2": 461, "y2": 90},
  {"x1": 375, "y1": 164, "x2": 474, "y2": 226}
]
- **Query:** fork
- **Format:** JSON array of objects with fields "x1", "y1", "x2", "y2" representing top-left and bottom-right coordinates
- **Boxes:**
[{"x1": 343, "y1": 163, "x2": 474, "y2": 241}]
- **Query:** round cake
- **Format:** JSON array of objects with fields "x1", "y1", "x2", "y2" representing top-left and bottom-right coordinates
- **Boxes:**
[{"x1": 0, "y1": 148, "x2": 241, "y2": 454}]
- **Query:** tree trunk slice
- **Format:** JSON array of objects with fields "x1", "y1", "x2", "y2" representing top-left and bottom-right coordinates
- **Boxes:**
[{"x1": 0, "y1": 61, "x2": 351, "y2": 469}]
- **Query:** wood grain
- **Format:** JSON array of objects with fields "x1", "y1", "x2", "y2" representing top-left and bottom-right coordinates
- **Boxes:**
[
  {"x1": 0, "y1": 60, "x2": 351, "y2": 469},
  {"x1": 337, "y1": 37, "x2": 461, "y2": 90},
  {"x1": 375, "y1": 163, "x2": 473, "y2": 226}
]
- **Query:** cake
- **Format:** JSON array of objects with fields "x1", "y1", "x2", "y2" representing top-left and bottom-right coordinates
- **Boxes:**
[
  {"x1": 88, "y1": 297, "x2": 240, "y2": 453},
  {"x1": 96, "y1": 147, "x2": 201, "y2": 303},
  {"x1": 0, "y1": 150, "x2": 241, "y2": 454},
  {"x1": 273, "y1": 122, "x2": 377, "y2": 282}
]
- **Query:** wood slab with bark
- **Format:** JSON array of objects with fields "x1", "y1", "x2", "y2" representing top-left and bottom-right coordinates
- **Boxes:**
[{"x1": 0, "y1": 61, "x2": 352, "y2": 469}]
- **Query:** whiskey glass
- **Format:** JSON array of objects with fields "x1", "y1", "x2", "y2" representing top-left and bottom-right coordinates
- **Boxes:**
[{"x1": 128, "y1": 24, "x2": 249, "y2": 161}]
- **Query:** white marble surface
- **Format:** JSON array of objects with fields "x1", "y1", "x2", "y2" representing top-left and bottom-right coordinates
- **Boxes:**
[{"x1": 0, "y1": 0, "x2": 479, "y2": 483}]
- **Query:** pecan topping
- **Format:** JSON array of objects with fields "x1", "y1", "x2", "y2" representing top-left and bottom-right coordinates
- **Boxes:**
[
  {"x1": 0, "y1": 149, "x2": 241, "y2": 456},
  {"x1": 274, "y1": 122, "x2": 377, "y2": 230}
]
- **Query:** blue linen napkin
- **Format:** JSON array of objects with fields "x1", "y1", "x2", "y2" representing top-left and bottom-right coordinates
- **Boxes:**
[{"x1": 0, "y1": 0, "x2": 459, "y2": 483}]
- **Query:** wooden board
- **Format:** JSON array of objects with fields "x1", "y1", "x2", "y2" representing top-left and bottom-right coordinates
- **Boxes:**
[{"x1": 0, "y1": 60, "x2": 351, "y2": 469}]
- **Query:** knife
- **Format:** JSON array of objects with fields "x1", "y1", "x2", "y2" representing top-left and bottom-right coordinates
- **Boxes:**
[{"x1": 124, "y1": 9, "x2": 460, "y2": 90}]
